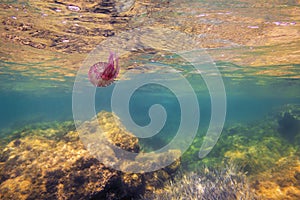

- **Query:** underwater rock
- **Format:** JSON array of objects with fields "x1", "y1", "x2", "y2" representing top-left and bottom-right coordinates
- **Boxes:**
[
  {"x1": 185, "y1": 108, "x2": 298, "y2": 174},
  {"x1": 0, "y1": 121, "x2": 75, "y2": 147},
  {"x1": 252, "y1": 156, "x2": 300, "y2": 200},
  {"x1": 223, "y1": 135, "x2": 291, "y2": 174},
  {"x1": 80, "y1": 111, "x2": 181, "y2": 173},
  {"x1": 0, "y1": 134, "x2": 121, "y2": 200},
  {"x1": 179, "y1": 104, "x2": 300, "y2": 200},
  {"x1": 141, "y1": 164, "x2": 257, "y2": 200},
  {"x1": 0, "y1": 111, "x2": 181, "y2": 199},
  {"x1": 183, "y1": 122, "x2": 293, "y2": 175},
  {"x1": 278, "y1": 104, "x2": 300, "y2": 144}
]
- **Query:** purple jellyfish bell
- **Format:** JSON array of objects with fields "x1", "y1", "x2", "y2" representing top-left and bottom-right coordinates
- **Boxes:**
[{"x1": 88, "y1": 52, "x2": 119, "y2": 87}]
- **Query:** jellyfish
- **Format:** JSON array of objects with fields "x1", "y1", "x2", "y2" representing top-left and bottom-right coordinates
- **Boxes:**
[{"x1": 88, "y1": 52, "x2": 119, "y2": 87}]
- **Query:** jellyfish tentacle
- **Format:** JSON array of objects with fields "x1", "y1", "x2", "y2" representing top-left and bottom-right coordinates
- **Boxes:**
[
  {"x1": 101, "y1": 52, "x2": 119, "y2": 80},
  {"x1": 114, "y1": 55, "x2": 120, "y2": 78}
]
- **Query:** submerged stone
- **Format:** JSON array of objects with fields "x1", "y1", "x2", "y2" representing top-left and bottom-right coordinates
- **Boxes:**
[
  {"x1": 0, "y1": 111, "x2": 180, "y2": 199},
  {"x1": 278, "y1": 104, "x2": 300, "y2": 144},
  {"x1": 180, "y1": 103, "x2": 300, "y2": 200}
]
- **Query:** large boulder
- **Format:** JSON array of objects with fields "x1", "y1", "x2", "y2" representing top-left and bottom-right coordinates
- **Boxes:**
[{"x1": 0, "y1": 111, "x2": 180, "y2": 200}]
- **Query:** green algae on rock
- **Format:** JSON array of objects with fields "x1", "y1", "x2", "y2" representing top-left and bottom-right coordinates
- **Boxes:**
[
  {"x1": 277, "y1": 104, "x2": 300, "y2": 144},
  {"x1": 180, "y1": 104, "x2": 300, "y2": 200},
  {"x1": 78, "y1": 111, "x2": 181, "y2": 173},
  {"x1": 0, "y1": 120, "x2": 76, "y2": 147},
  {"x1": 0, "y1": 111, "x2": 181, "y2": 200}
]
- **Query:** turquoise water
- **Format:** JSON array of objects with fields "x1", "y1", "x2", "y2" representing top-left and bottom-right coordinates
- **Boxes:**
[
  {"x1": 0, "y1": 0, "x2": 300, "y2": 199},
  {"x1": 1, "y1": 74, "x2": 299, "y2": 138}
]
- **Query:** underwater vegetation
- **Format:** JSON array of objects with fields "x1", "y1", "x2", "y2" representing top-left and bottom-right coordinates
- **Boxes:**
[
  {"x1": 0, "y1": 120, "x2": 76, "y2": 147},
  {"x1": 141, "y1": 164, "x2": 256, "y2": 200},
  {"x1": 182, "y1": 104, "x2": 300, "y2": 172},
  {"x1": 0, "y1": 111, "x2": 180, "y2": 200},
  {"x1": 278, "y1": 104, "x2": 300, "y2": 144},
  {"x1": 0, "y1": 105, "x2": 299, "y2": 199},
  {"x1": 181, "y1": 104, "x2": 300, "y2": 199},
  {"x1": 0, "y1": 0, "x2": 299, "y2": 199}
]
